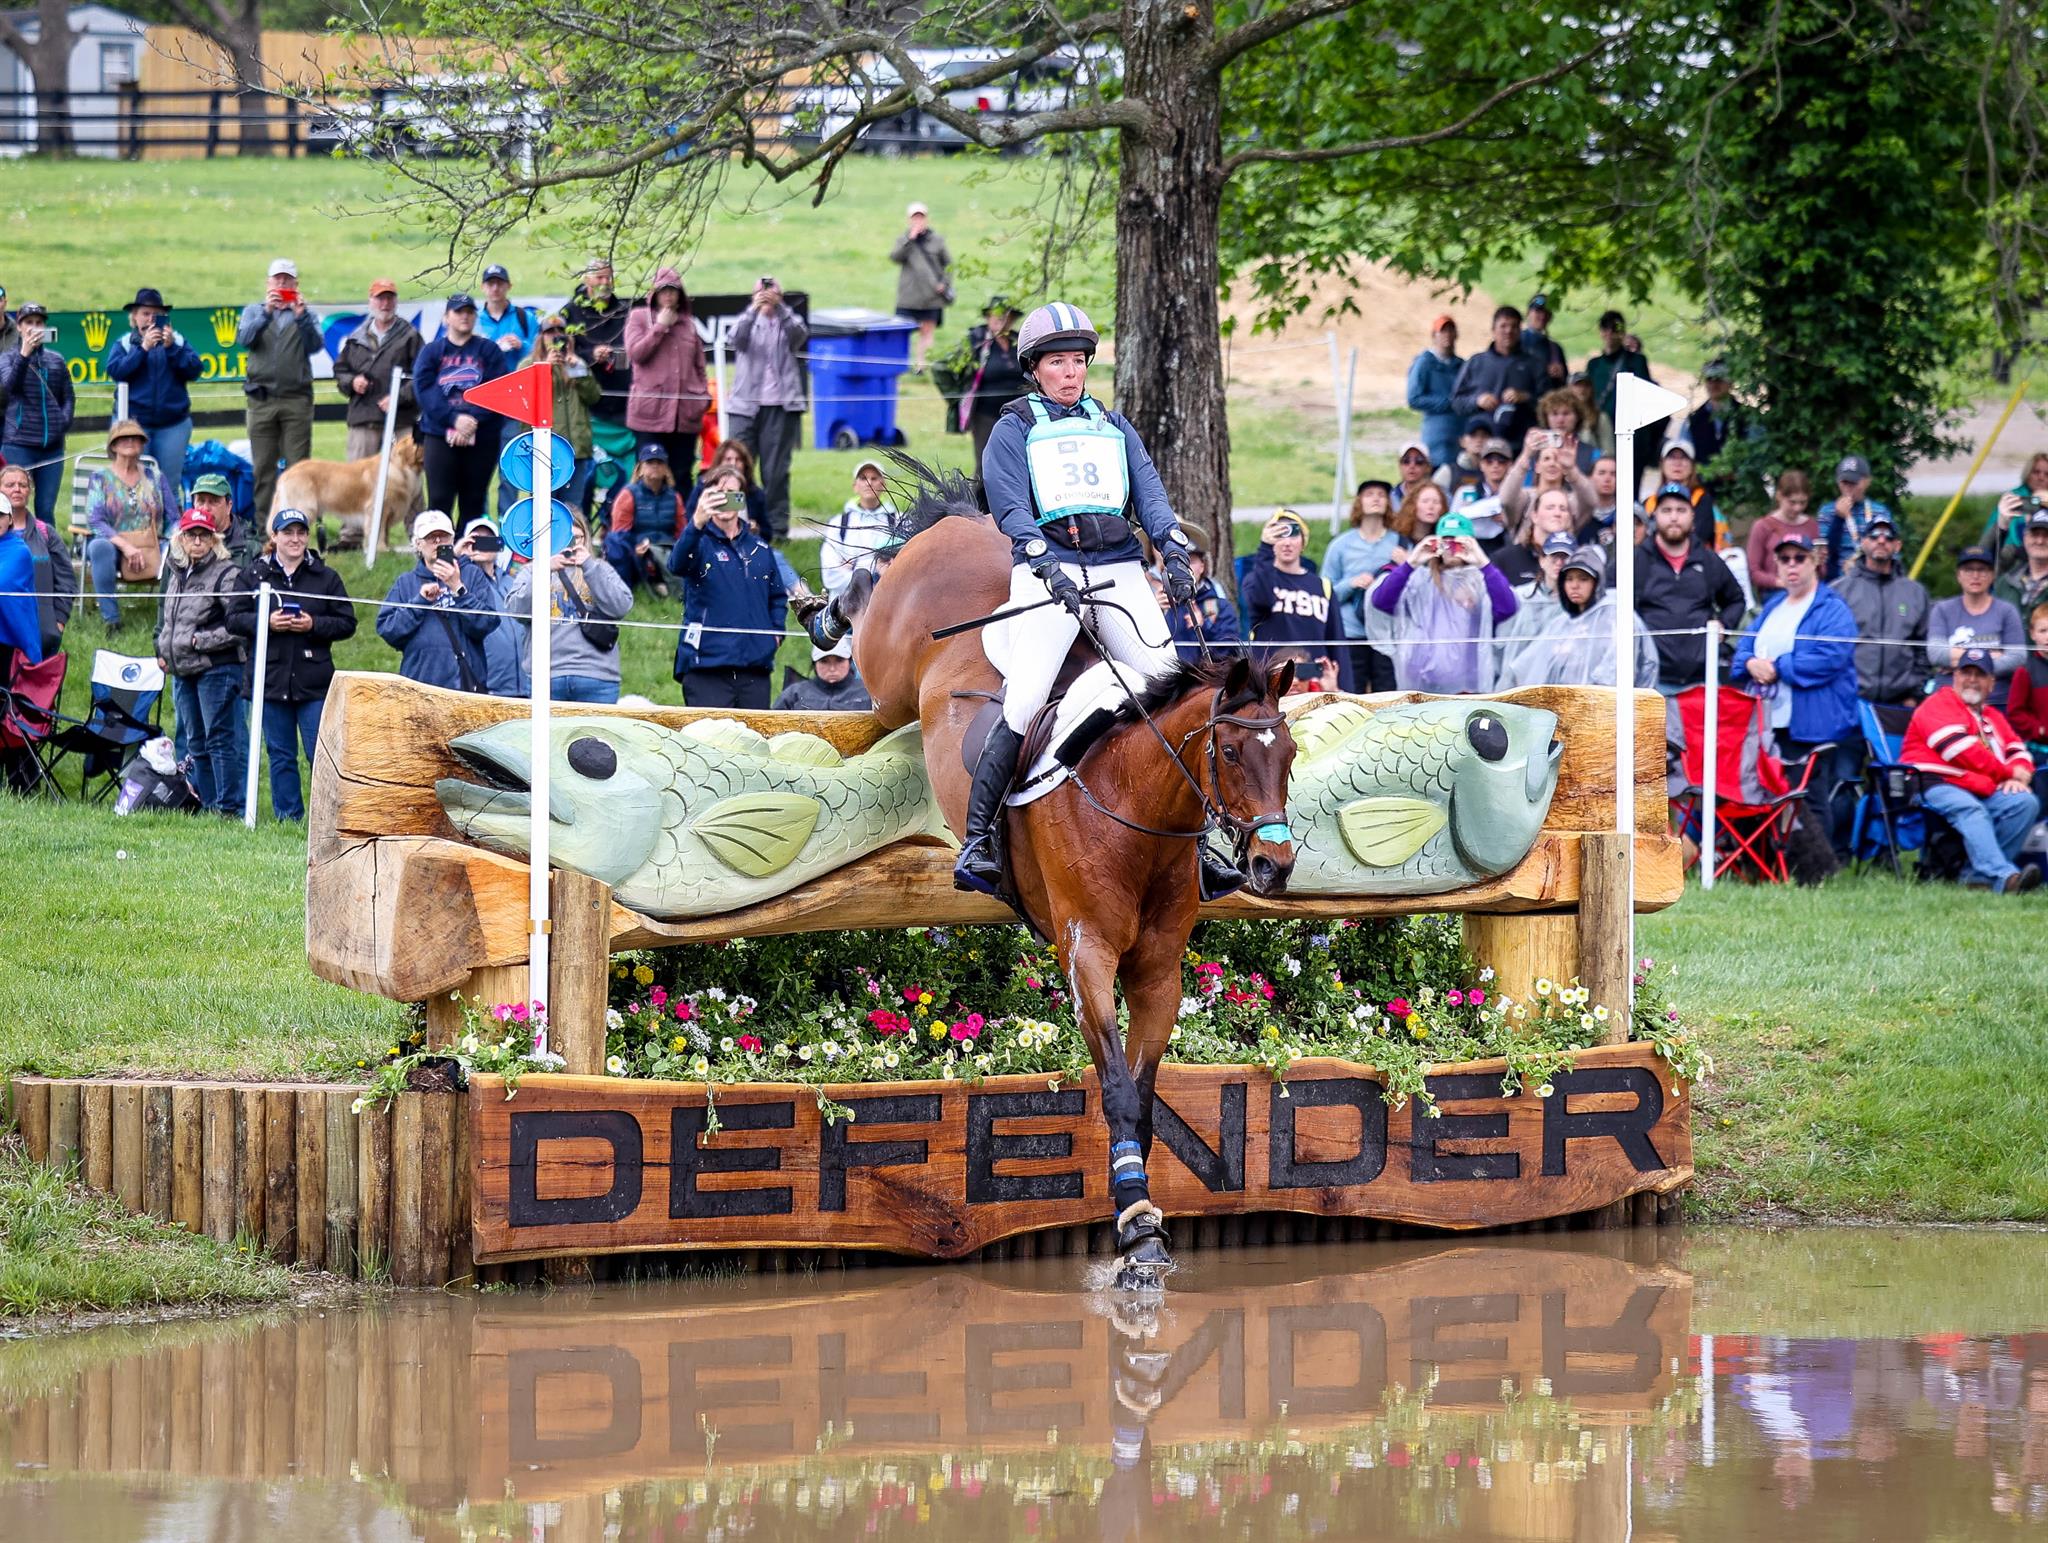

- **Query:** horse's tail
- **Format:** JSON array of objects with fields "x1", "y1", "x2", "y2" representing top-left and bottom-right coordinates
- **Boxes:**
[{"x1": 881, "y1": 452, "x2": 987, "y2": 547}]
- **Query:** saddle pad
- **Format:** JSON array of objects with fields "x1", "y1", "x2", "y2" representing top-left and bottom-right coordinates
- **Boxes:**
[{"x1": 1006, "y1": 659, "x2": 1129, "y2": 807}]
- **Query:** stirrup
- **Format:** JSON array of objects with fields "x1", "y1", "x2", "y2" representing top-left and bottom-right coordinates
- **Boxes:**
[
  {"x1": 952, "y1": 833, "x2": 1004, "y2": 897},
  {"x1": 1198, "y1": 843, "x2": 1246, "y2": 901}
]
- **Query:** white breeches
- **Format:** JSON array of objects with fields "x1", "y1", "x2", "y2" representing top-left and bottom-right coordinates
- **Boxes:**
[{"x1": 991, "y1": 558, "x2": 1179, "y2": 733}]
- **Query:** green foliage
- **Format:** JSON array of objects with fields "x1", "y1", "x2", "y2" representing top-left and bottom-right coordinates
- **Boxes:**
[{"x1": 1682, "y1": 0, "x2": 1984, "y2": 515}]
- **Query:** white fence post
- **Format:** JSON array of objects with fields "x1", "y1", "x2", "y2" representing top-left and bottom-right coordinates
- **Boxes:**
[
  {"x1": 714, "y1": 326, "x2": 730, "y2": 442},
  {"x1": 114, "y1": 382, "x2": 130, "y2": 425},
  {"x1": 365, "y1": 365, "x2": 404, "y2": 570},
  {"x1": 1702, "y1": 619, "x2": 1721, "y2": 889},
  {"x1": 242, "y1": 580, "x2": 273, "y2": 828}
]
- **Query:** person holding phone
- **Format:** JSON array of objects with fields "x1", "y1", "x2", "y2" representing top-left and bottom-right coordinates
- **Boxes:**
[
  {"x1": 521, "y1": 314, "x2": 603, "y2": 515},
  {"x1": 227, "y1": 508, "x2": 357, "y2": 821},
  {"x1": 236, "y1": 259, "x2": 325, "y2": 520},
  {"x1": 1369, "y1": 511, "x2": 1520, "y2": 694},
  {"x1": 505, "y1": 521, "x2": 634, "y2": 704},
  {"x1": 414, "y1": 293, "x2": 510, "y2": 535},
  {"x1": 725, "y1": 275, "x2": 807, "y2": 542},
  {"x1": 1243, "y1": 510, "x2": 1352, "y2": 693},
  {"x1": 668, "y1": 465, "x2": 785, "y2": 709},
  {"x1": 623, "y1": 266, "x2": 710, "y2": 473},
  {"x1": 0, "y1": 302, "x2": 74, "y2": 524},
  {"x1": 105, "y1": 286, "x2": 203, "y2": 498},
  {"x1": 376, "y1": 510, "x2": 497, "y2": 692}
]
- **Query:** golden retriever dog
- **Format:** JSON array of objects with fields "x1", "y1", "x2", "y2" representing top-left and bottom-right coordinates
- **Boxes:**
[{"x1": 270, "y1": 435, "x2": 426, "y2": 548}]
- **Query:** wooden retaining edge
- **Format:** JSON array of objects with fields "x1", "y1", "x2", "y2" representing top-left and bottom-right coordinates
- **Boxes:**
[{"x1": 6, "y1": 1056, "x2": 1693, "y2": 1285}]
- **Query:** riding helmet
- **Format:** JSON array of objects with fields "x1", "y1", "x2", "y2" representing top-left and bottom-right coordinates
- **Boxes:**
[{"x1": 1016, "y1": 301, "x2": 1099, "y2": 371}]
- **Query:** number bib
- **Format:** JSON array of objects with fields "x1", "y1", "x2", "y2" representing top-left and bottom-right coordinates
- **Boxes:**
[{"x1": 1023, "y1": 398, "x2": 1131, "y2": 524}]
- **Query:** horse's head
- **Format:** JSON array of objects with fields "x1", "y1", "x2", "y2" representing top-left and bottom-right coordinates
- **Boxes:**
[{"x1": 1206, "y1": 656, "x2": 1298, "y2": 896}]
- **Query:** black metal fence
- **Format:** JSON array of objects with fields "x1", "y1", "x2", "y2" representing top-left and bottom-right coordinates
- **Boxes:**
[{"x1": 0, "y1": 86, "x2": 306, "y2": 158}]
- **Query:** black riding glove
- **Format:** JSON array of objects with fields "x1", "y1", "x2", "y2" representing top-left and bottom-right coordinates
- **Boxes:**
[
  {"x1": 1161, "y1": 550, "x2": 1197, "y2": 605},
  {"x1": 1033, "y1": 558, "x2": 1085, "y2": 617}
]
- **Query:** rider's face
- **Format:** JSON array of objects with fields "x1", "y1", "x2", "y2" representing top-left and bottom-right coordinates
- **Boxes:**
[{"x1": 1035, "y1": 350, "x2": 1090, "y2": 405}]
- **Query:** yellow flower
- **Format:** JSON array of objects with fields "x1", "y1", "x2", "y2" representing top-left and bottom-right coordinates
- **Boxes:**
[
  {"x1": 633, "y1": 965, "x2": 654, "y2": 986},
  {"x1": 1405, "y1": 1012, "x2": 1421, "y2": 1031},
  {"x1": 918, "y1": 991, "x2": 933, "y2": 1005},
  {"x1": 612, "y1": 963, "x2": 628, "y2": 979},
  {"x1": 915, "y1": 1003, "x2": 928, "y2": 1017},
  {"x1": 1262, "y1": 1024, "x2": 1280, "y2": 1041},
  {"x1": 672, "y1": 1035, "x2": 689, "y2": 1052},
  {"x1": 930, "y1": 1023, "x2": 947, "y2": 1040},
  {"x1": 1413, "y1": 1025, "x2": 1430, "y2": 1041}
]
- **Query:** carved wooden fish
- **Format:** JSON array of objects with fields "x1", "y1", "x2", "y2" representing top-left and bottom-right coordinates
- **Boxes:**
[
  {"x1": 436, "y1": 717, "x2": 950, "y2": 919},
  {"x1": 1280, "y1": 698, "x2": 1562, "y2": 894}
]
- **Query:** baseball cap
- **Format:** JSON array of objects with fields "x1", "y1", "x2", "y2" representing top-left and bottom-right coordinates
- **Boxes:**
[
  {"x1": 368, "y1": 277, "x2": 397, "y2": 298},
  {"x1": 1527, "y1": 293, "x2": 1551, "y2": 311},
  {"x1": 906, "y1": 201, "x2": 928, "y2": 217},
  {"x1": 538, "y1": 312, "x2": 567, "y2": 332},
  {"x1": 1864, "y1": 512, "x2": 1900, "y2": 535},
  {"x1": 1773, "y1": 531, "x2": 1817, "y2": 554},
  {"x1": 1955, "y1": 645, "x2": 1998, "y2": 675},
  {"x1": 412, "y1": 510, "x2": 455, "y2": 542},
  {"x1": 636, "y1": 442, "x2": 669, "y2": 463},
  {"x1": 1562, "y1": 544, "x2": 1607, "y2": 580},
  {"x1": 1836, "y1": 454, "x2": 1872, "y2": 481},
  {"x1": 1355, "y1": 478, "x2": 1392, "y2": 497},
  {"x1": 271, "y1": 508, "x2": 310, "y2": 533},
  {"x1": 481, "y1": 263, "x2": 510, "y2": 282},
  {"x1": 1957, "y1": 545, "x2": 1997, "y2": 568},
  {"x1": 446, "y1": 292, "x2": 477, "y2": 312},
  {"x1": 1702, "y1": 358, "x2": 1732, "y2": 381},
  {"x1": 1541, "y1": 531, "x2": 1576, "y2": 558},
  {"x1": 1430, "y1": 313, "x2": 1456, "y2": 331},
  {"x1": 2026, "y1": 508, "x2": 2048, "y2": 530},
  {"x1": 812, "y1": 635, "x2": 853, "y2": 663},
  {"x1": 1437, "y1": 512, "x2": 1476, "y2": 540},
  {"x1": 1396, "y1": 440, "x2": 1431, "y2": 463},
  {"x1": 1568, "y1": 368, "x2": 1591, "y2": 385},
  {"x1": 1464, "y1": 414, "x2": 1493, "y2": 436},
  {"x1": 1654, "y1": 482, "x2": 1695, "y2": 506},
  {"x1": 852, "y1": 458, "x2": 885, "y2": 483},
  {"x1": 462, "y1": 514, "x2": 500, "y2": 537},
  {"x1": 1661, "y1": 441, "x2": 1696, "y2": 462},
  {"x1": 190, "y1": 473, "x2": 231, "y2": 499},
  {"x1": 1480, "y1": 438, "x2": 1513, "y2": 461},
  {"x1": 267, "y1": 258, "x2": 298, "y2": 279},
  {"x1": 176, "y1": 507, "x2": 216, "y2": 534},
  {"x1": 15, "y1": 301, "x2": 46, "y2": 320}
]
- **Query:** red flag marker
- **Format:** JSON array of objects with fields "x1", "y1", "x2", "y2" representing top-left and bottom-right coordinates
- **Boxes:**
[{"x1": 464, "y1": 361, "x2": 554, "y2": 428}]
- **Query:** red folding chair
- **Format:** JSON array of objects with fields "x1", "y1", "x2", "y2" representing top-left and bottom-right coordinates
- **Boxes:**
[
  {"x1": 1666, "y1": 684, "x2": 1828, "y2": 883},
  {"x1": 0, "y1": 648, "x2": 69, "y2": 798}
]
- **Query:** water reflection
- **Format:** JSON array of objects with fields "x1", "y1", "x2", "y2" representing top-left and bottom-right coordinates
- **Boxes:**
[{"x1": 1, "y1": 1227, "x2": 2044, "y2": 1540}]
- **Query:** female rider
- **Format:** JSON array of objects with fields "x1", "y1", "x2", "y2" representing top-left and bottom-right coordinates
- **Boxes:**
[{"x1": 961, "y1": 301, "x2": 1241, "y2": 899}]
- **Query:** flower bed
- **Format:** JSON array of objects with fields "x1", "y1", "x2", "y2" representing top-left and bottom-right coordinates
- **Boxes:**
[{"x1": 362, "y1": 917, "x2": 1708, "y2": 1115}]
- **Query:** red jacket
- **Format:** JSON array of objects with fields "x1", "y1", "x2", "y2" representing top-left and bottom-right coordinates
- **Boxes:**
[
  {"x1": 1902, "y1": 686, "x2": 2035, "y2": 798},
  {"x1": 2007, "y1": 652, "x2": 2048, "y2": 742}
]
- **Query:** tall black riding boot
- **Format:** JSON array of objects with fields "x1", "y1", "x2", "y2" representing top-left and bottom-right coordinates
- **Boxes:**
[
  {"x1": 1198, "y1": 840, "x2": 1247, "y2": 900},
  {"x1": 953, "y1": 721, "x2": 1024, "y2": 896}
]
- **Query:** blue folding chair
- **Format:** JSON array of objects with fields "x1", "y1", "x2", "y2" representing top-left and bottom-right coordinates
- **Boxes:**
[
  {"x1": 46, "y1": 650, "x2": 165, "y2": 804},
  {"x1": 1849, "y1": 698, "x2": 1944, "y2": 875}
]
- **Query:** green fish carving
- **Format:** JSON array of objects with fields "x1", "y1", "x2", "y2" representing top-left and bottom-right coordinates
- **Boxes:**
[
  {"x1": 436, "y1": 718, "x2": 951, "y2": 919},
  {"x1": 1283, "y1": 698, "x2": 1562, "y2": 894}
]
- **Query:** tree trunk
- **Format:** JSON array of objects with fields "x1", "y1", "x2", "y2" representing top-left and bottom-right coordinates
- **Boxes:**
[
  {"x1": 227, "y1": 9, "x2": 267, "y2": 156},
  {"x1": 27, "y1": 0, "x2": 74, "y2": 155},
  {"x1": 1113, "y1": 0, "x2": 1234, "y2": 578}
]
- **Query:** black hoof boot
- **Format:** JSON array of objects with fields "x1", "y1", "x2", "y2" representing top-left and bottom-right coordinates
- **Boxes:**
[
  {"x1": 1198, "y1": 841, "x2": 1247, "y2": 901},
  {"x1": 1113, "y1": 1202, "x2": 1175, "y2": 1294}
]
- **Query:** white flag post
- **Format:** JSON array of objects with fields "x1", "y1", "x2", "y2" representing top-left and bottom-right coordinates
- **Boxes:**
[
  {"x1": 1611, "y1": 374, "x2": 1689, "y2": 989},
  {"x1": 242, "y1": 580, "x2": 274, "y2": 827},
  {"x1": 713, "y1": 324, "x2": 730, "y2": 442},
  {"x1": 1702, "y1": 618, "x2": 1721, "y2": 888},
  {"x1": 527, "y1": 416, "x2": 555, "y2": 1050},
  {"x1": 365, "y1": 366, "x2": 404, "y2": 570}
]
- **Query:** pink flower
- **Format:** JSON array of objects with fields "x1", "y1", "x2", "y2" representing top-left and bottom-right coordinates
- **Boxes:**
[
  {"x1": 650, "y1": 985, "x2": 668, "y2": 1008},
  {"x1": 1468, "y1": 989, "x2": 1485, "y2": 1007},
  {"x1": 949, "y1": 1017, "x2": 981, "y2": 1041},
  {"x1": 1386, "y1": 997, "x2": 1411, "y2": 1017},
  {"x1": 737, "y1": 1033, "x2": 763, "y2": 1053},
  {"x1": 674, "y1": 1001, "x2": 694, "y2": 1021},
  {"x1": 510, "y1": 1001, "x2": 530, "y2": 1021},
  {"x1": 1666, "y1": 1008, "x2": 1680, "y2": 1021},
  {"x1": 903, "y1": 986, "x2": 921, "y2": 1003},
  {"x1": 1446, "y1": 989, "x2": 1465, "y2": 1007},
  {"x1": 1025, "y1": 977, "x2": 1041, "y2": 990},
  {"x1": 865, "y1": 978, "x2": 881, "y2": 996},
  {"x1": 493, "y1": 1003, "x2": 514, "y2": 1022}
]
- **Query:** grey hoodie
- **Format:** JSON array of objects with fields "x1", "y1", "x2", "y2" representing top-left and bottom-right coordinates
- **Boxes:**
[{"x1": 504, "y1": 556, "x2": 634, "y2": 685}]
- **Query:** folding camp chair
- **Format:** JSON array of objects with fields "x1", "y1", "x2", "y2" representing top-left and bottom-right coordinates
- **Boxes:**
[
  {"x1": 1666, "y1": 684, "x2": 1832, "y2": 884},
  {"x1": 45, "y1": 650, "x2": 165, "y2": 804},
  {"x1": 0, "y1": 649, "x2": 69, "y2": 797},
  {"x1": 69, "y1": 450, "x2": 170, "y2": 615},
  {"x1": 1847, "y1": 698, "x2": 1963, "y2": 880}
]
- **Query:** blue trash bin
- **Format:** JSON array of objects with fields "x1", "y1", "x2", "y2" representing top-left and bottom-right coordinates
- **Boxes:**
[{"x1": 807, "y1": 308, "x2": 916, "y2": 451}]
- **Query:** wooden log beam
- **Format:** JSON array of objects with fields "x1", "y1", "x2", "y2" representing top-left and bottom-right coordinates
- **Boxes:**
[
  {"x1": 143, "y1": 1084, "x2": 174, "y2": 1220},
  {"x1": 1462, "y1": 912, "x2": 1580, "y2": 1008},
  {"x1": 551, "y1": 868, "x2": 612, "y2": 1076},
  {"x1": 325, "y1": 1088, "x2": 359, "y2": 1275},
  {"x1": 1579, "y1": 831, "x2": 1636, "y2": 1039},
  {"x1": 48, "y1": 1081, "x2": 80, "y2": 1174},
  {"x1": 171, "y1": 1085, "x2": 204, "y2": 1233}
]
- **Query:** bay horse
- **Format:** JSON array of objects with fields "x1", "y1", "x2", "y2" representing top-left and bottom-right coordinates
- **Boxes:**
[{"x1": 834, "y1": 475, "x2": 1298, "y2": 1291}]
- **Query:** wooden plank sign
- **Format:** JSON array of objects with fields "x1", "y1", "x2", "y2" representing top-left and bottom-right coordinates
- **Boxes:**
[{"x1": 469, "y1": 1043, "x2": 1690, "y2": 1263}]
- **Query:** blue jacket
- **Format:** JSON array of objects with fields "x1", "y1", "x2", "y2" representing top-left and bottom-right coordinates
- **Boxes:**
[
  {"x1": 375, "y1": 558, "x2": 499, "y2": 691},
  {"x1": 413, "y1": 334, "x2": 509, "y2": 437},
  {"x1": 104, "y1": 328, "x2": 204, "y2": 428},
  {"x1": 0, "y1": 346, "x2": 75, "y2": 450},
  {"x1": 982, "y1": 393, "x2": 1181, "y2": 568},
  {"x1": 1817, "y1": 496, "x2": 1896, "y2": 583},
  {"x1": 1405, "y1": 349, "x2": 1463, "y2": 447},
  {"x1": 668, "y1": 519, "x2": 787, "y2": 675},
  {"x1": 1732, "y1": 584, "x2": 1861, "y2": 743},
  {"x1": 1166, "y1": 576, "x2": 1243, "y2": 662}
]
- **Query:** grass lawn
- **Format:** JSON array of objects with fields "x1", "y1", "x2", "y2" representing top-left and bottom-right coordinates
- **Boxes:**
[
  {"x1": 1, "y1": 787, "x2": 2041, "y2": 1226},
  {"x1": 0, "y1": 1138, "x2": 291, "y2": 1321}
]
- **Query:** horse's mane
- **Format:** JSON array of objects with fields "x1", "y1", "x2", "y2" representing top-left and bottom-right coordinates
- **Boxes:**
[
  {"x1": 880, "y1": 453, "x2": 986, "y2": 547},
  {"x1": 1108, "y1": 658, "x2": 1254, "y2": 727}
]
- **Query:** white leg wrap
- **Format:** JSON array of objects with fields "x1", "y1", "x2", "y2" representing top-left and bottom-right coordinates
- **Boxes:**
[{"x1": 1117, "y1": 1199, "x2": 1165, "y2": 1234}]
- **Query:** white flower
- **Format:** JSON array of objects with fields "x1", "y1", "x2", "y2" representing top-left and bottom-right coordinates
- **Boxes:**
[
  {"x1": 976, "y1": 1054, "x2": 994, "y2": 1072},
  {"x1": 604, "y1": 1008, "x2": 624, "y2": 1031},
  {"x1": 349, "y1": 1096, "x2": 367, "y2": 1115},
  {"x1": 773, "y1": 1042, "x2": 791, "y2": 1058},
  {"x1": 1592, "y1": 1004, "x2": 1611, "y2": 1022},
  {"x1": 720, "y1": 1037, "x2": 735, "y2": 1053},
  {"x1": 704, "y1": 987, "x2": 728, "y2": 1001},
  {"x1": 458, "y1": 1032, "x2": 480, "y2": 1056},
  {"x1": 1536, "y1": 1083, "x2": 1555, "y2": 1098},
  {"x1": 1283, "y1": 957, "x2": 1302, "y2": 976},
  {"x1": 797, "y1": 1044, "x2": 814, "y2": 1063},
  {"x1": 1178, "y1": 995, "x2": 1203, "y2": 1018},
  {"x1": 1425, "y1": 1105, "x2": 1443, "y2": 1119},
  {"x1": 691, "y1": 1056, "x2": 710, "y2": 1078},
  {"x1": 605, "y1": 1054, "x2": 627, "y2": 1076},
  {"x1": 1168, "y1": 1025, "x2": 1181, "y2": 1042},
  {"x1": 1478, "y1": 966, "x2": 1496, "y2": 982},
  {"x1": 882, "y1": 1049, "x2": 900, "y2": 1069},
  {"x1": 1535, "y1": 977, "x2": 1554, "y2": 997},
  {"x1": 1579, "y1": 1012, "x2": 1597, "y2": 1031},
  {"x1": 528, "y1": 1050, "x2": 566, "y2": 1070},
  {"x1": 822, "y1": 1041, "x2": 842, "y2": 1059}
]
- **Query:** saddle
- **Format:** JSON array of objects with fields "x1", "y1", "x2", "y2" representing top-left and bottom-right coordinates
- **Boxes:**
[{"x1": 955, "y1": 635, "x2": 1121, "y2": 790}]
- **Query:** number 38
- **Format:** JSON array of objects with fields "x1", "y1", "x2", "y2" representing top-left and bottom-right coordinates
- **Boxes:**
[{"x1": 1061, "y1": 460, "x2": 1103, "y2": 488}]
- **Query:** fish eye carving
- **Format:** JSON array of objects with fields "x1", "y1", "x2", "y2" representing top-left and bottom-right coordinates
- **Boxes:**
[
  {"x1": 1466, "y1": 714, "x2": 1508, "y2": 762},
  {"x1": 567, "y1": 736, "x2": 617, "y2": 780}
]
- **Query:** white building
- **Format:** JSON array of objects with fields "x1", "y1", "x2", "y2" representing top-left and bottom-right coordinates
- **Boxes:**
[{"x1": 0, "y1": 4, "x2": 149, "y2": 155}]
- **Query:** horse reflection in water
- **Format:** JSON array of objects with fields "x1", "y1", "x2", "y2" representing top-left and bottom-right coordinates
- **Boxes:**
[{"x1": 834, "y1": 472, "x2": 1299, "y2": 1291}]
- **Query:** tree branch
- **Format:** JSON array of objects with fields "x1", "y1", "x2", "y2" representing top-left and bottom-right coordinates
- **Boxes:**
[
  {"x1": 1204, "y1": 0, "x2": 1362, "y2": 76},
  {"x1": 0, "y1": 17, "x2": 32, "y2": 65},
  {"x1": 1218, "y1": 37, "x2": 1611, "y2": 177}
]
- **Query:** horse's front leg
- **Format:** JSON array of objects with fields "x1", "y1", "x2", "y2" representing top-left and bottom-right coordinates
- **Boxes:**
[
  {"x1": 1056, "y1": 919, "x2": 1172, "y2": 1291},
  {"x1": 1121, "y1": 911, "x2": 1194, "y2": 1174}
]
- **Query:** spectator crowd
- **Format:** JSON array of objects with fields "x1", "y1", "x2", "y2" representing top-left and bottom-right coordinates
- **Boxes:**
[{"x1": 0, "y1": 261, "x2": 2041, "y2": 893}]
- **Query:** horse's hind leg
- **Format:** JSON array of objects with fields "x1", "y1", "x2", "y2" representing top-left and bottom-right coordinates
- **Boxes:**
[{"x1": 1056, "y1": 921, "x2": 1172, "y2": 1292}]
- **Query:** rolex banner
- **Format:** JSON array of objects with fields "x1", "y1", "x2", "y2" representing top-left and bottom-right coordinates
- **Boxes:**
[{"x1": 46, "y1": 293, "x2": 800, "y2": 391}]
